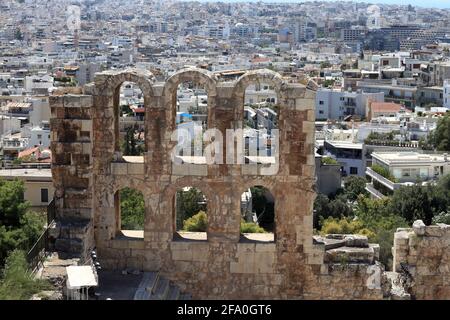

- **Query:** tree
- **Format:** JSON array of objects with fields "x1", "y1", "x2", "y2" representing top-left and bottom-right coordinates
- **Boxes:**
[
  {"x1": 122, "y1": 125, "x2": 144, "y2": 156},
  {"x1": 313, "y1": 193, "x2": 352, "y2": 228},
  {"x1": 430, "y1": 113, "x2": 450, "y2": 151},
  {"x1": 176, "y1": 188, "x2": 206, "y2": 230},
  {"x1": 0, "y1": 179, "x2": 29, "y2": 227},
  {"x1": 119, "y1": 188, "x2": 145, "y2": 230},
  {"x1": 120, "y1": 105, "x2": 133, "y2": 117},
  {"x1": 0, "y1": 179, "x2": 45, "y2": 266},
  {"x1": 342, "y1": 176, "x2": 368, "y2": 201},
  {"x1": 250, "y1": 187, "x2": 274, "y2": 231},
  {"x1": 122, "y1": 127, "x2": 137, "y2": 156},
  {"x1": 389, "y1": 184, "x2": 447, "y2": 225},
  {"x1": 0, "y1": 250, "x2": 50, "y2": 300},
  {"x1": 354, "y1": 196, "x2": 408, "y2": 269}
]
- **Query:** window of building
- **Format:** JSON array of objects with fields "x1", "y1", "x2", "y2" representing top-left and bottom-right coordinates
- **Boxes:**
[
  {"x1": 350, "y1": 167, "x2": 358, "y2": 175},
  {"x1": 319, "y1": 110, "x2": 324, "y2": 114},
  {"x1": 319, "y1": 101, "x2": 324, "y2": 105},
  {"x1": 41, "y1": 188, "x2": 49, "y2": 203}
]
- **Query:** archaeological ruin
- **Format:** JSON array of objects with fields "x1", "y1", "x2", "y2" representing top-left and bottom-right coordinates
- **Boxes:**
[{"x1": 49, "y1": 67, "x2": 450, "y2": 299}]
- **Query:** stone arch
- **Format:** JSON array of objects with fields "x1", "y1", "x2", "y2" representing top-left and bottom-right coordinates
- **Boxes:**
[
  {"x1": 163, "y1": 67, "x2": 218, "y2": 131},
  {"x1": 164, "y1": 178, "x2": 215, "y2": 237},
  {"x1": 96, "y1": 69, "x2": 155, "y2": 155},
  {"x1": 111, "y1": 178, "x2": 152, "y2": 237},
  {"x1": 232, "y1": 69, "x2": 286, "y2": 123},
  {"x1": 238, "y1": 180, "x2": 278, "y2": 241}
]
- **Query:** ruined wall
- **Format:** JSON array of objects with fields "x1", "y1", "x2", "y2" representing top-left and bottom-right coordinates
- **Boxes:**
[
  {"x1": 49, "y1": 94, "x2": 94, "y2": 260},
  {"x1": 393, "y1": 221, "x2": 450, "y2": 300},
  {"x1": 50, "y1": 68, "x2": 384, "y2": 299}
]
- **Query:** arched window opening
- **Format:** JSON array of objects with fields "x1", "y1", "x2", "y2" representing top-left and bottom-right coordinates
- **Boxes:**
[
  {"x1": 243, "y1": 83, "x2": 278, "y2": 161},
  {"x1": 116, "y1": 82, "x2": 145, "y2": 158},
  {"x1": 240, "y1": 186, "x2": 275, "y2": 242},
  {"x1": 173, "y1": 186, "x2": 208, "y2": 241},
  {"x1": 175, "y1": 82, "x2": 208, "y2": 159},
  {"x1": 114, "y1": 187, "x2": 145, "y2": 239}
]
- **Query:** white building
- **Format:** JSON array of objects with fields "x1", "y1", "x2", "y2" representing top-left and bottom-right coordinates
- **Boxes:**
[
  {"x1": 324, "y1": 140, "x2": 364, "y2": 176},
  {"x1": 366, "y1": 151, "x2": 450, "y2": 198},
  {"x1": 443, "y1": 79, "x2": 450, "y2": 109},
  {"x1": 24, "y1": 74, "x2": 54, "y2": 95},
  {"x1": 0, "y1": 115, "x2": 21, "y2": 135},
  {"x1": 315, "y1": 88, "x2": 384, "y2": 120},
  {"x1": 244, "y1": 84, "x2": 277, "y2": 106}
]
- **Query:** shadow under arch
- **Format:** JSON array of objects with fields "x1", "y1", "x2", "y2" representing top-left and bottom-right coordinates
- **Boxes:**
[{"x1": 238, "y1": 181, "x2": 278, "y2": 242}]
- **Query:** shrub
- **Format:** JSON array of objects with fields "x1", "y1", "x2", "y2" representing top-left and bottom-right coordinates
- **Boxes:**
[
  {"x1": 240, "y1": 220, "x2": 266, "y2": 233},
  {"x1": 321, "y1": 157, "x2": 339, "y2": 165},
  {"x1": 182, "y1": 211, "x2": 207, "y2": 232},
  {"x1": 320, "y1": 217, "x2": 373, "y2": 237},
  {"x1": 371, "y1": 164, "x2": 397, "y2": 182},
  {"x1": 432, "y1": 211, "x2": 450, "y2": 224},
  {"x1": 0, "y1": 250, "x2": 50, "y2": 300}
]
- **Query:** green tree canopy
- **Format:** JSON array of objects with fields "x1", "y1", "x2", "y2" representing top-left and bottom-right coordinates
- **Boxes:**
[
  {"x1": 176, "y1": 188, "x2": 207, "y2": 230},
  {"x1": 119, "y1": 188, "x2": 145, "y2": 230},
  {"x1": 343, "y1": 176, "x2": 368, "y2": 202},
  {"x1": 430, "y1": 113, "x2": 450, "y2": 151},
  {"x1": 0, "y1": 250, "x2": 50, "y2": 300},
  {"x1": 0, "y1": 179, "x2": 29, "y2": 227},
  {"x1": 389, "y1": 184, "x2": 447, "y2": 225},
  {"x1": 0, "y1": 179, "x2": 45, "y2": 267}
]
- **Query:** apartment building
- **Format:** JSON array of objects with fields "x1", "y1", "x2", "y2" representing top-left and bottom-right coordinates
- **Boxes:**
[
  {"x1": 323, "y1": 140, "x2": 364, "y2": 177},
  {"x1": 366, "y1": 151, "x2": 450, "y2": 198},
  {"x1": 315, "y1": 88, "x2": 384, "y2": 120}
]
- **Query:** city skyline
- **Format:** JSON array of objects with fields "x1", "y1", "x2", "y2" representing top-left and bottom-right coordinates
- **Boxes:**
[{"x1": 187, "y1": 0, "x2": 450, "y2": 9}]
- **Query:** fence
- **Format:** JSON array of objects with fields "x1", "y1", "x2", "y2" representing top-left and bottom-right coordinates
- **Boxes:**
[{"x1": 27, "y1": 198, "x2": 56, "y2": 271}]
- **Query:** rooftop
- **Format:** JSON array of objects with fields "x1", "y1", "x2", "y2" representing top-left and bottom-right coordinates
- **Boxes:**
[
  {"x1": 370, "y1": 102, "x2": 405, "y2": 113},
  {"x1": 325, "y1": 140, "x2": 363, "y2": 150},
  {"x1": 372, "y1": 151, "x2": 449, "y2": 165},
  {"x1": 0, "y1": 168, "x2": 52, "y2": 179}
]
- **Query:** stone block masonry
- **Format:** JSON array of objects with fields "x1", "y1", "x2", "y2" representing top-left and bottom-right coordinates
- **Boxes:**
[
  {"x1": 393, "y1": 221, "x2": 450, "y2": 299},
  {"x1": 50, "y1": 67, "x2": 450, "y2": 299}
]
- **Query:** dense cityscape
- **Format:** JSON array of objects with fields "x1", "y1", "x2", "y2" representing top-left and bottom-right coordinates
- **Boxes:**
[{"x1": 0, "y1": 0, "x2": 450, "y2": 302}]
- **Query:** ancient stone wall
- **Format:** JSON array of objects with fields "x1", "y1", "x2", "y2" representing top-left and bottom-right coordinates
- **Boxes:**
[
  {"x1": 49, "y1": 94, "x2": 94, "y2": 260},
  {"x1": 50, "y1": 68, "x2": 384, "y2": 299},
  {"x1": 393, "y1": 221, "x2": 450, "y2": 299}
]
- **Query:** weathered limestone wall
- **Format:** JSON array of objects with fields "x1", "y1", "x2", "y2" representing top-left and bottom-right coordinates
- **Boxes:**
[
  {"x1": 49, "y1": 94, "x2": 94, "y2": 260},
  {"x1": 393, "y1": 221, "x2": 450, "y2": 300},
  {"x1": 50, "y1": 68, "x2": 384, "y2": 299}
]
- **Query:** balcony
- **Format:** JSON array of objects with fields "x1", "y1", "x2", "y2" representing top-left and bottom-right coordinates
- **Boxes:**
[
  {"x1": 365, "y1": 167, "x2": 399, "y2": 191},
  {"x1": 365, "y1": 183, "x2": 385, "y2": 199}
]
